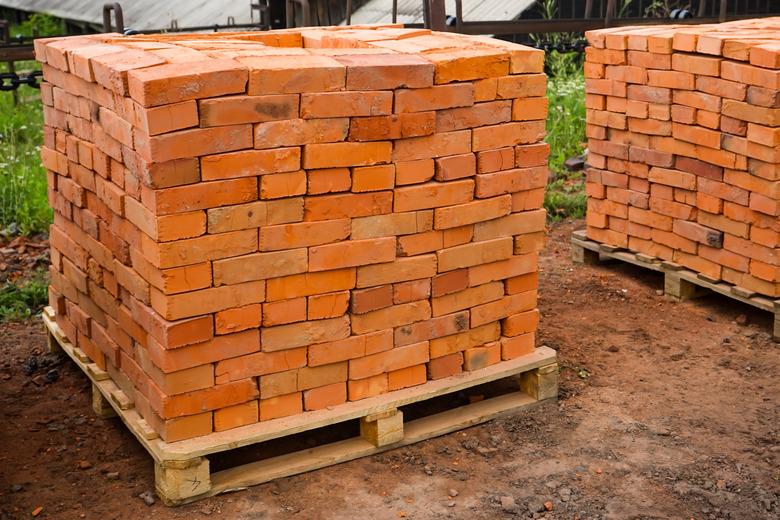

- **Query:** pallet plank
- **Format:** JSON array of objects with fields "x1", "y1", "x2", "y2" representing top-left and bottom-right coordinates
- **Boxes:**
[
  {"x1": 206, "y1": 391, "x2": 539, "y2": 504},
  {"x1": 43, "y1": 306, "x2": 558, "y2": 506},
  {"x1": 571, "y1": 232, "x2": 780, "y2": 340}
]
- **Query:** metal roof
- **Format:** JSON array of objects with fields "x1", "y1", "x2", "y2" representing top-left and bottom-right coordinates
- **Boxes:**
[
  {"x1": 347, "y1": 0, "x2": 537, "y2": 25},
  {"x1": 0, "y1": 0, "x2": 256, "y2": 31}
]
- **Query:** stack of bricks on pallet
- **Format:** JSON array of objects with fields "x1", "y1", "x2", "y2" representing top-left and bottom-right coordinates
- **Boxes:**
[
  {"x1": 38, "y1": 25, "x2": 549, "y2": 442},
  {"x1": 584, "y1": 18, "x2": 780, "y2": 297}
]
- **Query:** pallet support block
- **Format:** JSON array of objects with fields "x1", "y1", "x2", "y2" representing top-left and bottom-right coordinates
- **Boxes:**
[
  {"x1": 774, "y1": 302, "x2": 780, "y2": 343},
  {"x1": 360, "y1": 408, "x2": 404, "y2": 447},
  {"x1": 92, "y1": 383, "x2": 117, "y2": 419},
  {"x1": 520, "y1": 363, "x2": 558, "y2": 401},
  {"x1": 664, "y1": 270, "x2": 707, "y2": 302},
  {"x1": 156, "y1": 458, "x2": 212, "y2": 505}
]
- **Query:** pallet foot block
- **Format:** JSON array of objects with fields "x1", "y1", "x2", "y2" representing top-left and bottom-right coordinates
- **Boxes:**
[
  {"x1": 583, "y1": 18, "x2": 780, "y2": 298},
  {"x1": 37, "y1": 25, "x2": 555, "y2": 503}
]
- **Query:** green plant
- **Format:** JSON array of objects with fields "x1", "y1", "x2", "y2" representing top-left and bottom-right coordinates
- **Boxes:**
[
  {"x1": 544, "y1": 170, "x2": 586, "y2": 220},
  {"x1": 543, "y1": 48, "x2": 587, "y2": 221},
  {"x1": 0, "y1": 268, "x2": 49, "y2": 321},
  {"x1": 0, "y1": 92, "x2": 52, "y2": 235},
  {"x1": 13, "y1": 13, "x2": 64, "y2": 38},
  {"x1": 644, "y1": 1, "x2": 693, "y2": 17}
]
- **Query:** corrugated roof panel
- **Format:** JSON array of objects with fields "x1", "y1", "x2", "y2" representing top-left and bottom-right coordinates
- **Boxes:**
[
  {"x1": 348, "y1": 0, "x2": 536, "y2": 25},
  {"x1": 0, "y1": 0, "x2": 255, "y2": 31}
]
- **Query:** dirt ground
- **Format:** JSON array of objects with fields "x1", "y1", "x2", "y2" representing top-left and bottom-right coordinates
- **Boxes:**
[{"x1": 1, "y1": 220, "x2": 778, "y2": 520}]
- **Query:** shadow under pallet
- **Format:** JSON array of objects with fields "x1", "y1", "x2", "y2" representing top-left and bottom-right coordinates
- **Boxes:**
[
  {"x1": 571, "y1": 229, "x2": 780, "y2": 341},
  {"x1": 42, "y1": 306, "x2": 558, "y2": 506}
]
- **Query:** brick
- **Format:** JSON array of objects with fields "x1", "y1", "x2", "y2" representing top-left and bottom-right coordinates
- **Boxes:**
[
  {"x1": 308, "y1": 167, "x2": 352, "y2": 194},
  {"x1": 395, "y1": 84, "x2": 474, "y2": 114},
  {"x1": 149, "y1": 378, "x2": 258, "y2": 419},
  {"x1": 501, "y1": 333, "x2": 535, "y2": 360},
  {"x1": 304, "y1": 192, "x2": 392, "y2": 221},
  {"x1": 267, "y1": 268, "x2": 356, "y2": 301},
  {"x1": 308, "y1": 237, "x2": 395, "y2": 272},
  {"x1": 259, "y1": 392, "x2": 303, "y2": 421},
  {"x1": 436, "y1": 101, "x2": 511, "y2": 132},
  {"x1": 262, "y1": 315, "x2": 350, "y2": 351},
  {"x1": 472, "y1": 121, "x2": 546, "y2": 152},
  {"x1": 301, "y1": 91, "x2": 392, "y2": 118},
  {"x1": 348, "y1": 374, "x2": 388, "y2": 401},
  {"x1": 214, "y1": 400, "x2": 258, "y2": 431},
  {"x1": 303, "y1": 141, "x2": 391, "y2": 169},
  {"x1": 215, "y1": 304, "x2": 262, "y2": 335},
  {"x1": 308, "y1": 291, "x2": 349, "y2": 320},
  {"x1": 349, "y1": 340, "x2": 429, "y2": 380},
  {"x1": 214, "y1": 249, "x2": 308, "y2": 285},
  {"x1": 432, "y1": 282, "x2": 504, "y2": 317},
  {"x1": 201, "y1": 148, "x2": 300, "y2": 181},
  {"x1": 472, "y1": 341, "x2": 504, "y2": 369},
  {"x1": 200, "y1": 94, "x2": 298, "y2": 126},
  {"x1": 349, "y1": 112, "x2": 436, "y2": 142},
  {"x1": 255, "y1": 118, "x2": 349, "y2": 149},
  {"x1": 263, "y1": 298, "x2": 307, "y2": 327},
  {"x1": 394, "y1": 179, "x2": 474, "y2": 212},
  {"x1": 388, "y1": 364, "x2": 427, "y2": 391},
  {"x1": 434, "y1": 153, "x2": 476, "y2": 181},
  {"x1": 351, "y1": 212, "x2": 418, "y2": 240},
  {"x1": 502, "y1": 309, "x2": 540, "y2": 337},
  {"x1": 260, "y1": 219, "x2": 349, "y2": 251},
  {"x1": 356, "y1": 255, "x2": 438, "y2": 288},
  {"x1": 351, "y1": 300, "x2": 431, "y2": 335},
  {"x1": 297, "y1": 363, "x2": 348, "y2": 391},
  {"x1": 393, "y1": 130, "x2": 472, "y2": 162},
  {"x1": 216, "y1": 348, "x2": 306, "y2": 384},
  {"x1": 309, "y1": 330, "x2": 392, "y2": 367},
  {"x1": 351, "y1": 285, "x2": 394, "y2": 315},
  {"x1": 393, "y1": 279, "x2": 431, "y2": 304},
  {"x1": 150, "y1": 280, "x2": 265, "y2": 321},
  {"x1": 304, "y1": 382, "x2": 347, "y2": 410},
  {"x1": 243, "y1": 54, "x2": 345, "y2": 95},
  {"x1": 90, "y1": 50, "x2": 167, "y2": 95},
  {"x1": 352, "y1": 164, "x2": 395, "y2": 192},
  {"x1": 335, "y1": 53, "x2": 434, "y2": 90},
  {"x1": 136, "y1": 124, "x2": 253, "y2": 163},
  {"x1": 427, "y1": 352, "x2": 463, "y2": 379},
  {"x1": 437, "y1": 237, "x2": 513, "y2": 272},
  {"x1": 434, "y1": 195, "x2": 511, "y2": 230}
]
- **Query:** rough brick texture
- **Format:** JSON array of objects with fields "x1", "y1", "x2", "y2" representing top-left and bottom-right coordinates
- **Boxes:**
[
  {"x1": 40, "y1": 25, "x2": 548, "y2": 441},
  {"x1": 585, "y1": 19, "x2": 780, "y2": 297}
]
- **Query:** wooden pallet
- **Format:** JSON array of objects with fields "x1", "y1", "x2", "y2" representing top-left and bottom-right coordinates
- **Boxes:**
[
  {"x1": 571, "y1": 229, "x2": 780, "y2": 341},
  {"x1": 42, "y1": 306, "x2": 558, "y2": 506}
]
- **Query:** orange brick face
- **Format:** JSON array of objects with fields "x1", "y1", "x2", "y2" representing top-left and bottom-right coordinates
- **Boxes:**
[
  {"x1": 584, "y1": 21, "x2": 780, "y2": 298},
  {"x1": 40, "y1": 25, "x2": 548, "y2": 442}
]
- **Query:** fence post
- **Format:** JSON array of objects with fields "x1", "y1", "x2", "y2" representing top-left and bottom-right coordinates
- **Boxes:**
[
  {"x1": 605, "y1": 0, "x2": 617, "y2": 27},
  {"x1": 719, "y1": 0, "x2": 727, "y2": 22},
  {"x1": 0, "y1": 20, "x2": 17, "y2": 105}
]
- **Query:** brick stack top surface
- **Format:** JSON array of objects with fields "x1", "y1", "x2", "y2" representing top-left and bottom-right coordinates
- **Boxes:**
[
  {"x1": 39, "y1": 25, "x2": 551, "y2": 442},
  {"x1": 584, "y1": 17, "x2": 780, "y2": 297}
]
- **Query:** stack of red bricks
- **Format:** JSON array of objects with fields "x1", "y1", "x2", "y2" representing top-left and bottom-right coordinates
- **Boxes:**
[
  {"x1": 38, "y1": 25, "x2": 549, "y2": 442},
  {"x1": 584, "y1": 18, "x2": 780, "y2": 297}
]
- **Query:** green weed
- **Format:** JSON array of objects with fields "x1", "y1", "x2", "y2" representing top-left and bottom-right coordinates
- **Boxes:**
[
  {"x1": 0, "y1": 268, "x2": 49, "y2": 321},
  {"x1": 544, "y1": 51, "x2": 586, "y2": 221},
  {"x1": 0, "y1": 92, "x2": 51, "y2": 235}
]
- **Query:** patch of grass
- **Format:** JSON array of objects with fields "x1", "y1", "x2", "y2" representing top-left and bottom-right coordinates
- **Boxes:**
[
  {"x1": 0, "y1": 91, "x2": 51, "y2": 235},
  {"x1": 0, "y1": 268, "x2": 49, "y2": 321},
  {"x1": 544, "y1": 50, "x2": 587, "y2": 221},
  {"x1": 545, "y1": 171, "x2": 587, "y2": 220}
]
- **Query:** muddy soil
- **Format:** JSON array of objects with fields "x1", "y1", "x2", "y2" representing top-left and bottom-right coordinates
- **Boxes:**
[{"x1": 1, "y1": 220, "x2": 778, "y2": 520}]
